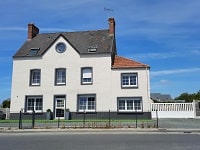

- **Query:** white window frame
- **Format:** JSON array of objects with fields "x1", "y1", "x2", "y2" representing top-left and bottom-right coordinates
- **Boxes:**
[
  {"x1": 81, "y1": 67, "x2": 93, "y2": 84},
  {"x1": 26, "y1": 96, "x2": 43, "y2": 113},
  {"x1": 118, "y1": 97, "x2": 142, "y2": 112},
  {"x1": 30, "y1": 69, "x2": 41, "y2": 86},
  {"x1": 121, "y1": 73, "x2": 138, "y2": 88},
  {"x1": 78, "y1": 95, "x2": 96, "y2": 112},
  {"x1": 54, "y1": 95, "x2": 66, "y2": 119},
  {"x1": 55, "y1": 68, "x2": 66, "y2": 85}
]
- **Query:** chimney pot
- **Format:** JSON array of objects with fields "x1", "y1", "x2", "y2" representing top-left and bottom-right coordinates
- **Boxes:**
[{"x1": 28, "y1": 23, "x2": 39, "y2": 40}]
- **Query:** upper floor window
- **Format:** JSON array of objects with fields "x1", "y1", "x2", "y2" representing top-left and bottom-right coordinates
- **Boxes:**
[
  {"x1": 30, "y1": 69, "x2": 41, "y2": 86},
  {"x1": 121, "y1": 73, "x2": 138, "y2": 88},
  {"x1": 55, "y1": 68, "x2": 66, "y2": 85},
  {"x1": 81, "y1": 67, "x2": 93, "y2": 85}
]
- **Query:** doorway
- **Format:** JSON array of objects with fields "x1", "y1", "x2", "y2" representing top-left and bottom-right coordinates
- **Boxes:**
[{"x1": 54, "y1": 95, "x2": 66, "y2": 119}]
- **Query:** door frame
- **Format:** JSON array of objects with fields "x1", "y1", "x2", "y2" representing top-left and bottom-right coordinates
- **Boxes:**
[{"x1": 54, "y1": 95, "x2": 66, "y2": 119}]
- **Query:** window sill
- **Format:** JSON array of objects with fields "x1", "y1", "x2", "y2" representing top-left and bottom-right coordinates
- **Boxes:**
[
  {"x1": 30, "y1": 84, "x2": 40, "y2": 86},
  {"x1": 76, "y1": 111, "x2": 96, "y2": 114},
  {"x1": 121, "y1": 86, "x2": 138, "y2": 89},
  {"x1": 55, "y1": 83, "x2": 66, "y2": 86},
  {"x1": 117, "y1": 111, "x2": 143, "y2": 114},
  {"x1": 24, "y1": 112, "x2": 43, "y2": 115},
  {"x1": 81, "y1": 83, "x2": 93, "y2": 85}
]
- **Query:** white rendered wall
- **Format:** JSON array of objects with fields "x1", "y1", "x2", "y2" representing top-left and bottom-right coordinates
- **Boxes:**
[
  {"x1": 11, "y1": 36, "x2": 151, "y2": 113},
  {"x1": 11, "y1": 37, "x2": 112, "y2": 112},
  {"x1": 111, "y1": 68, "x2": 151, "y2": 112}
]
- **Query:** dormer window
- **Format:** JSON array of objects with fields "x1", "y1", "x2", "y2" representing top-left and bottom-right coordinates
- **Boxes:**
[
  {"x1": 88, "y1": 46, "x2": 97, "y2": 53},
  {"x1": 29, "y1": 48, "x2": 40, "y2": 55}
]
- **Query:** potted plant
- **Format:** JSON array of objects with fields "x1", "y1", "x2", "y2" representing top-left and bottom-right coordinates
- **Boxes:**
[
  {"x1": 65, "y1": 108, "x2": 70, "y2": 120},
  {"x1": 46, "y1": 109, "x2": 53, "y2": 120}
]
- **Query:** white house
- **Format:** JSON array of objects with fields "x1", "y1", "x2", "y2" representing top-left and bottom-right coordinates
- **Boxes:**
[{"x1": 10, "y1": 18, "x2": 151, "y2": 119}]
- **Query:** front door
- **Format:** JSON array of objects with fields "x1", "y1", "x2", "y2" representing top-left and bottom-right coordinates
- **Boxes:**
[{"x1": 55, "y1": 96, "x2": 65, "y2": 119}]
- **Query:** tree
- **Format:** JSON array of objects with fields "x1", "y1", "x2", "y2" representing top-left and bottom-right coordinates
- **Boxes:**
[
  {"x1": 175, "y1": 90, "x2": 200, "y2": 102},
  {"x1": 1, "y1": 98, "x2": 10, "y2": 108}
]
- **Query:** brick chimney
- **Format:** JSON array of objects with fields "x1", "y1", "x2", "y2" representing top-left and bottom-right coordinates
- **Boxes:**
[
  {"x1": 28, "y1": 23, "x2": 39, "y2": 40},
  {"x1": 108, "y1": 18, "x2": 115, "y2": 35}
]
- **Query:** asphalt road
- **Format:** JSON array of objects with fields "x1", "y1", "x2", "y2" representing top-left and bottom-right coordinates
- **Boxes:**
[{"x1": 0, "y1": 132, "x2": 200, "y2": 150}]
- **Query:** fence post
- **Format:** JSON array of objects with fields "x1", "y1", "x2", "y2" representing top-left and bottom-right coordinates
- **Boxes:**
[
  {"x1": 135, "y1": 110, "x2": 138, "y2": 128},
  {"x1": 19, "y1": 110, "x2": 22, "y2": 129},
  {"x1": 57, "y1": 117, "x2": 60, "y2": 128},
  {"x1": 156, "y1": 109, "x2": 159, "y2": 128},
  {"x1": 83, "y1": 111, "x2": 86, "y2": 128},
  {"x1": 32, "y1": 109, "x2": 35, "y2": 129},
  {"x1": 108, "y1": 109, "x2": 111, "y2": 128}
]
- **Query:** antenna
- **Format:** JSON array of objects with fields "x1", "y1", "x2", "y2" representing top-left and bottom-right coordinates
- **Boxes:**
[{"x1": 104, "y1": 7, "x2": 114, "y2": 18}]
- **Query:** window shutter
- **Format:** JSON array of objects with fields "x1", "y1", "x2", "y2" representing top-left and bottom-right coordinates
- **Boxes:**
[{"x1": 82, "y1": 68, "x2": 92, "y2": 78}]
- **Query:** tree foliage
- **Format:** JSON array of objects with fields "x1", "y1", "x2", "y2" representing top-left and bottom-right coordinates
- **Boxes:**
[
  {"x1": 1, "y1": 98, "x2": 10, "y2": 108},
  {"x1": 175, "y1": 90, "x2": 200, "y2": 102}
]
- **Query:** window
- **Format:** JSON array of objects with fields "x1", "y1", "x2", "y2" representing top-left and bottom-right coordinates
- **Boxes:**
[
  {"x1": 118, "y1": 97, "x2": 142, "y2": 112},
  {"x1": 55, "y1": 68, "x2": 66, "y2": 85},
  {"x1": 55, "y1": 42, "x2": 66, "y2": 53},
  {"x1": 29, "y1": 48, "x2": 40, "y2": 55},
  {"x1": 88, "y1": 46, "x2": 97, "y2": 53},
  {"x1": 81, "y1": 67, "x2": 92, "y2": 84},
  {"x1": 78, "y1": 95, "x2": 96, "y2": 112},
  {"x1": 121, "y1": 73, "x2": 138, "y2": 88},
  {"x1": 30, "y1": 69, "x2": 41, "y2": 86},
  {"x1": 25, "y1": 96, "x2": 43, "y2": 113}
]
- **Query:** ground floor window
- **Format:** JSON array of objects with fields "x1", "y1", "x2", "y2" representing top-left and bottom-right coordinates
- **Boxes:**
[
  {"x1": 118, "y1": 97, "x2": 142, "y2": 112},
  {"x1": 78, "y1": 94, "x2": 96, "y2": 112},
  {"x1": 25, "y1": 96, "x2": 43, "y2": 113}
]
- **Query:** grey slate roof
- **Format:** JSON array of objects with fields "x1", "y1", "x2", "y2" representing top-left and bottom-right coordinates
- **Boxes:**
[
  {"x1": 150, "y1": 93, "x2": 173, "y2": 102},
  {"x1": 13, "y1": 29, "x2": 114, "y2": 58}
]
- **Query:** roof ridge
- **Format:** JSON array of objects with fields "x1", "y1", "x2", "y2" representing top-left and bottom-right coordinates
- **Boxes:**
[{"x1": 38, "y1": 29, "x2": 109, "y2": 35}]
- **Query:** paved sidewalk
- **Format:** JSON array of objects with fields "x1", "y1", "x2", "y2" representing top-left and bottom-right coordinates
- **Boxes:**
[{"x1": 0, "y1": 127, "x2": 200, "y2": 134}]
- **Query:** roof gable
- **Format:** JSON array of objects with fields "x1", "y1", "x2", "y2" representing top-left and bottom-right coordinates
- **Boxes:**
[{"x1": 112, "y1": 56, "x2": 149, "y2": 69}]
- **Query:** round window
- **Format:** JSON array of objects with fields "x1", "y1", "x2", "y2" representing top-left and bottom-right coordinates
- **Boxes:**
[{"x1": 56, "y1": 42, "x2": 66, "y2": 53}]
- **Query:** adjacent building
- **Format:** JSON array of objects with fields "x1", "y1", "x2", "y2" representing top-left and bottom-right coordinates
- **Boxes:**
[
  {"x1": 151, "y1": 93, "x2": 173, "y2": 102},
  {"x1": 10, "y1": 18, "x2": 151, "y2": 119}
]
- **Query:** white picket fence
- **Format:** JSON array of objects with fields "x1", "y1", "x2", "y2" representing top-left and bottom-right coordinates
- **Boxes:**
[{"x1": 151, "y1": 103, "x2": 195, "y2": 118}]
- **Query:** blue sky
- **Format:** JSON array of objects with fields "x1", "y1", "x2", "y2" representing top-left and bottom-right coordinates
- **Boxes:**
[{"x1": 1, "y1": 0, "x2": 200, "y2": 103}]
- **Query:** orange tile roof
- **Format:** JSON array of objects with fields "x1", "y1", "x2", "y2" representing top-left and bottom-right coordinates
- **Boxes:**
[{"x1": 112, "y1": 55, "x2": 149, "y2": 69}]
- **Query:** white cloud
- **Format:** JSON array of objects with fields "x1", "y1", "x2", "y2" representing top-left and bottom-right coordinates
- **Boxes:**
[
  {"x1": 151, "y1": 68, "x2": 200, "y2": 76},
  {"x1": 131, "y1": 52, "x2": 179, "y2": 60},
  {"x1": 192, "y1": 49, "x2": 200, "y2": 55},
  {"x1": 129, "y1": 49, "x2": 200, "y2": 61},
  {"x1": 0, "y1": 27, "x2": 26, "y2": 31},
  {"x1": 40, "y1": 28, "x2": 75, "y2": 32},
  {"x1": 159, "y1": 79, "x2": 170, "y2": 84}
]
